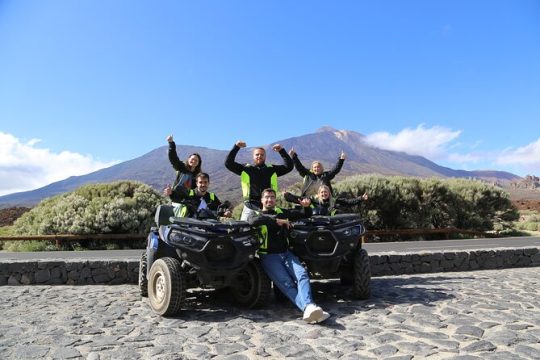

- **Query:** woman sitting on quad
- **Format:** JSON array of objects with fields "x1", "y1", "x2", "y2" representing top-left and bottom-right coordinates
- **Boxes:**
[{"x1": 284, "y1": 185, "x2": 368, "y2": 216}]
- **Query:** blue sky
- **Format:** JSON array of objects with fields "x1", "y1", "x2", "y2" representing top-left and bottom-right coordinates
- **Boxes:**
[{"x1": 1, "y1": 0, "x2": 539, "y2": 196}]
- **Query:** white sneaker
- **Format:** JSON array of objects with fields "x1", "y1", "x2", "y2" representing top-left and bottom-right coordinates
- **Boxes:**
[
  {"x1": 317, "y1": 311, "x2": 331, "y2": 323},
  {"x1": 303, "y1": 304, "x2": 323, "y2": 324}
]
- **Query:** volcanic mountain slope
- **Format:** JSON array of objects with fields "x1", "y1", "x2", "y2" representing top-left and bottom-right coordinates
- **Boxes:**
[{"x1": 0, "y1": 126, "x2": 521, "y2": 208}]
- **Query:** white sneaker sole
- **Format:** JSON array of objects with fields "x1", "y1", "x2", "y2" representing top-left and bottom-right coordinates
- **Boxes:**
[
  {"x1": 303, "y1": 308, "x2": 324, "y2": 323},
  {"x1": 316, "y1": 312, "x2": 330, "y2": 323}
]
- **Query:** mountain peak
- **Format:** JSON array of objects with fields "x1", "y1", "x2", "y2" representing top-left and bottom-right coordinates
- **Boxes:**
[
  {"x1": 316, "y1": 126, "x2": 362, "y2": 141},
  {"x1": 316, "y1": 125, "x2": 338, "y2": 133}
]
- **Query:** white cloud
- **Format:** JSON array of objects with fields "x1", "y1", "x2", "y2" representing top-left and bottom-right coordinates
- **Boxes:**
[
  {"x1": 496, "y1": 138, "x2": 540, "y2": 172},
  {"x1": 0, "y1": 132, "x2": 118, "y2": 196},
  {"x1": 364, "y1": 124, "x2": 462, "y2": 160}
]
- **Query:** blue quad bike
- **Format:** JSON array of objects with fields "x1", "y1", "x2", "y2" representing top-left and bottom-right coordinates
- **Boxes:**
[
  {"x1": 139, "y1": 205, "x2": 271, "y2": 316},
  {"x1": 288, "y1": 214, "x2": 371, "y2": 300}
]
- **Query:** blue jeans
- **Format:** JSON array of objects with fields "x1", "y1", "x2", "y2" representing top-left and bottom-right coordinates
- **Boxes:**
[{"x1": 260, "y1": 252, "x2": 314, "y2": 311}]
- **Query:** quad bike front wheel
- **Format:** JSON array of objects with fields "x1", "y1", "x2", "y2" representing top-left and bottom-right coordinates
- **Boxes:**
[
  {"x1": 148, "y1": 257, "x2": 186, "y2": 316},
  {"x1": 139, "y1": 252, "x2": 148, "y2": 297},
  {"x1": 352, "y1": 248, "x2": 371, "y2": 299},
  {"x1": 230, "y1": 260, "x2": 272, "y2": 308}
]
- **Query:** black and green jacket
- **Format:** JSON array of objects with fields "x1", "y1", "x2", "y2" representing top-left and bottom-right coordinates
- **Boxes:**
[
  {"x1": 225, "y1": 145, "x2": 293, "y2": 206},
  {"x1": 283, "y1": 191, "x2": 363, "y2": 216},
  {"x1": 170, "y1": 187, "x2": 223, "y2": 217},
  {"x1": 247, "y1": 206, "x2": 311, "y2": 254}
]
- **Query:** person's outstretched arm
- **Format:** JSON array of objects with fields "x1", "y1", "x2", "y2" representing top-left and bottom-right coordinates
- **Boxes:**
[
  {"x1": 289, "y1": 148, "x2": 310, "y2": 177},
  {"x1": 224, "y1": 140, "x2": 246, "y2": 175},
  {"x1": 285, "y1": 198, "x2": 313, "y2": 220},
  {"x1": 335, "y1": 192, "x2": 367, "y2": 207},
  {"x1": 271, "y1": 144, "x2": 294, "y2": 176},
  {"x1": 167, "y1": 135, "x2": 188, "y2": 172},
  {"x1": 326, "y1": 151, "x2": 346, "y2": 179},
  {"x1": 283, "y1": 191, "x2": 302, "y2": 204}
]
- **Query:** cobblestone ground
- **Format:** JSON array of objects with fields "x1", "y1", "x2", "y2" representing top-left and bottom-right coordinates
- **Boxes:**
[{"x1": 1, "y1": 267, "x2": 539, "y2": 360}]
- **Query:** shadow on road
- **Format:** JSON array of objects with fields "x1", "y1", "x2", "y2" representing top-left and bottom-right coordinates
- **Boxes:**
[{"x1": 160, "y1": 274, "x2": 470, "y2": 324}]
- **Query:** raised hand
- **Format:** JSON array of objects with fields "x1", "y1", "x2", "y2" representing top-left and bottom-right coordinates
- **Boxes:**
[
  {"x1": 272, "y1": 144, "x2": 282, "y2": 152},
  {"x1": 163, "y1": 184, "x2": 173, "y2": 196},
  {"x1": 236, "y1": 140, "x2": 247, "y2": 148},
  {"x1": 289, "y1": 147, "x2": 296, "y2": 157},
  {"x1": 299, "y1": 197, "x2": 312, "y2": 207}
]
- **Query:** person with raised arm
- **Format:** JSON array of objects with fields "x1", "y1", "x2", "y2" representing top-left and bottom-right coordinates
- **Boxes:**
[{"x1": 225, "y1": 140, "x2": 293, "y2": 220}]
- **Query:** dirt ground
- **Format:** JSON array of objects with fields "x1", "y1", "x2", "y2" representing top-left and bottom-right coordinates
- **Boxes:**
[
  {"x1": 512, "y1": 199, "x2": 540, "y2": 212},
  {"x1": 0, "y1": 207, "x2": 31, "y2": 227}
]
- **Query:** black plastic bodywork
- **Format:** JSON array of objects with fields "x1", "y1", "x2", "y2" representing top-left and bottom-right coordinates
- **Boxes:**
[
  {"x1": 289, "y1": 214, "x2": 365, "y2": 277},
  {"x1": 146, "y1": 205, "x2": 259, "y2": 288}
]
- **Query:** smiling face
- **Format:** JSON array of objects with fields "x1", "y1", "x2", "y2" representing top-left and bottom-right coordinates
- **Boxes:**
[
  {"x1": 196, "y1": 176, "x2": 209, "y2": 194},
  {"x1": 311, "y1": 161, "x2": 323, "y2": 175},
  {"x1": 253, "y1": 148, "x2": 266, "y2": 166},
  {"x1": 188, "y1": 154, "x2": 200, "y2": 168},
  {"x1": 261, "y1": 190, "x2": 276, "y2": 210},
  {"x1": 317, "y1": 186, "x2": 331, "y2": 201}
]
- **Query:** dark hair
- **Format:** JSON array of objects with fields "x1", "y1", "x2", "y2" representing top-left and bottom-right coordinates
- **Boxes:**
[
  {"x1": 262, "y1": 188, "x2": 276, "y2": 196},
  {"x1": 185, "y1": 153, "x2": 202, "y2": 174},
  {"x1": 195, "y1": 172, "x2": 210, "y2": 181},
  {"x1": 253, "y1": 147, "x2": 266, "y2": 154}
]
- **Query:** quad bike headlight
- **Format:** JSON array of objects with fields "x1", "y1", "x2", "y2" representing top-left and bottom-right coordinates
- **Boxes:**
[
  {"x1": 351, "y1": 225, "x2": 363, "y2": 236},
  {"x1": 169, "y1": 230, "x2": 206, "y2": 250}
]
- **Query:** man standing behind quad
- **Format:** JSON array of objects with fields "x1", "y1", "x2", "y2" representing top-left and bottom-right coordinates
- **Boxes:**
[
  {"x1": 225, "y1": 140, "x2": 293, "y2": 220},
  {"x1": 289, "y1": 148, "x2": 346, "y2": 197}
]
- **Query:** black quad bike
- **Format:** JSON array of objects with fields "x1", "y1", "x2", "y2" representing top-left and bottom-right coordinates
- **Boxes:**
[
  {"x1": 289, "y1": 214, "x2": 371, "y2": 299},
  {"x1": 139, "y1": 205, "x2": 271, "y2": 316}
]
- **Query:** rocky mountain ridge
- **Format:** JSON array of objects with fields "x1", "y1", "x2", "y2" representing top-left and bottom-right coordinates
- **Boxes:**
[{"x1": 0, "y1": 127, "x2": 522, "y2": 208}]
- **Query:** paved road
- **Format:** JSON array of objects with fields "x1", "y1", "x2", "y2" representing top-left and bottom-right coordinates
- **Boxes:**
[
  {"x1": 1, "y1": 236, "x2": 539, "y2": 261},
  {"x1": 1, "y1": 267, "x2": 539, "y2": 359},
  {"x1": 365, "y1": 236, "x2": 540, "y2": 253}
]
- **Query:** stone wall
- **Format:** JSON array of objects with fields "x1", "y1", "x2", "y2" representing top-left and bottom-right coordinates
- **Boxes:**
[
  {"x1": 0, "y1": 260, "x2": 139, "y2": 286},
  {"x1": 1, "y1": 247, "x2": 539, "y2": 286}
]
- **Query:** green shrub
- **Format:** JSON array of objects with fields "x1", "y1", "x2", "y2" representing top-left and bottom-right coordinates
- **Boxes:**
[
  {"x1": 13, "y1": 181, "x2": 164, "y2": 236},
  {"x1": 330, "y1": 174, "x2": 517, "y2": 232}
]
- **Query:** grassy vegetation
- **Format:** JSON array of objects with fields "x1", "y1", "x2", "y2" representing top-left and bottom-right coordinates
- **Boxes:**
[
  {"x1": 513, "y1": 209, "x2": 540, "y2": 235},
  {"x1": 0, "y1": 225, "x2": 13, "y2": 236},
  {"x1": 2, "y1": 240, "x2": 55, "y2": 252}
]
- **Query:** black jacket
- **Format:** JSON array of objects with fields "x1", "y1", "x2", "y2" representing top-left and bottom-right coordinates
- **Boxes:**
[
  {"x1": 292, "y1": 153, "x2": 344, "y2": 196},
  {"x1": 225, "y1": 145, "x2": 293, "y2": 205},
  {"x1": 283, "y1": 191, "x2": 362, "y2": 216},
  {"x1": 247, "y1": 206, "x2": 311, "y2": 254},
  {"x1": 168, "y1": 141, "x2": 197, "y2": 190}
]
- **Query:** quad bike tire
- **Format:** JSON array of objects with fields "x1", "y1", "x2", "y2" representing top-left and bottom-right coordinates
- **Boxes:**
[
  {"x1": 139, "y1": 252, "x2": 148, "y2": 297},
  {"x1": 352, "y1": 248, "x2": 371, "y2": 300},
  {"x1": 339, "y1": 266, "x2": 353, "y2": 286},
  {"x1": 148, "y1": 257, "x2": 186, "y2": 316},
  {"x1": 230, "y1": 260, "x2": 272, "y2": 308}
]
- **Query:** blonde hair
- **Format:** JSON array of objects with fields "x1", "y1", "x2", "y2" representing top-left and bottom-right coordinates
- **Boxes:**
[
  {"x1": 311, "y1": 161, "x2": 324, "y2": 170},
  {"x1": 318, "y1": 185, "x2": 331, "y2": 194}
]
